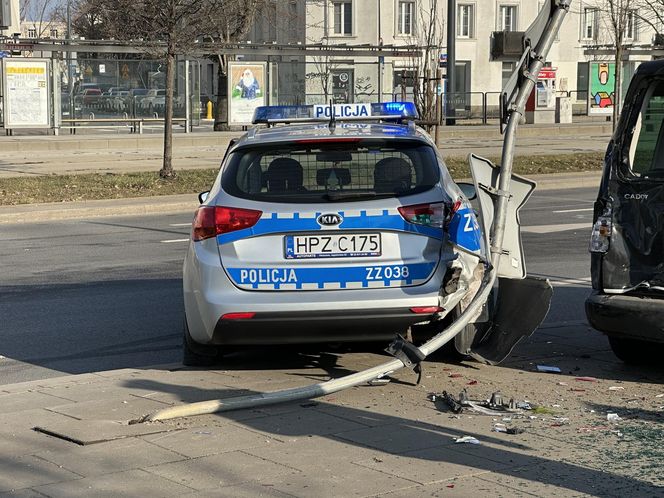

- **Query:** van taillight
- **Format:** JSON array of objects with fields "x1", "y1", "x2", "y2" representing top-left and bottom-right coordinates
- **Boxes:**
[
  {"x1": 192, "y1": 206, "x2": 262, "y2": 241},
  {"x1": 398, "y1": 203, "x2": 445, "y2": 228}
]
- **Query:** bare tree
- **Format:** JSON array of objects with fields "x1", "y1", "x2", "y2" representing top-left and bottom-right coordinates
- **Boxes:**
[
  {"x1": 410, "y1": 0, "x2": 443, "y2": 122},
  {"x1": 635, "y1": 0, "x2": 664, "y2": 41},
  {"x1": 20, "y1": 0, "x2": 61, "y2": 38},
  {"x1": 67, "y1": 0, "x2": 114, "y2": 40},
  {"x1": 579, "y1": 0, "x2": 640, "y2": 126},
  {"x1": 604, "y1": 0, "x2": 639, "y2": 125},
  {"x1": 209, "y1": 0, "x2": 265, "y2": 131},
  {"x1": 71, "y1": 0, "x2": 262, "y2": 177}
]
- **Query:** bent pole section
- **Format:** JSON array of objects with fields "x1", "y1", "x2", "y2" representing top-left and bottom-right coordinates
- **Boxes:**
[{"x1": 140, "y1": 2, "x2": 571, "y2": 424}]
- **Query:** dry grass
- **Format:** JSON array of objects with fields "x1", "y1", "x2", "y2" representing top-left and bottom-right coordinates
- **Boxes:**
[{"x1": 0, "y1": 152, "x2": 604, "y2": 206}]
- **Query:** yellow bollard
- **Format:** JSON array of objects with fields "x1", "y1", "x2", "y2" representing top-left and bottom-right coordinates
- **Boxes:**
[{"x1": 206, "y1": 100, "x2": 213, "y2": 120}]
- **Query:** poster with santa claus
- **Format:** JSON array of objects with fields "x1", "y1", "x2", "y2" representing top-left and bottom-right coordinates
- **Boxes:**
[{"x1": 228, "y1": 62, "x2": 267, "y2": 125}]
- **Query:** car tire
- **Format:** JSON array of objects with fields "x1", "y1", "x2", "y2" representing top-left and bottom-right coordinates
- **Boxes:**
[
  {"x1": 608, "y1": 336, "x2": 662, "y2": 364},
  {"x1": 182, "y1": 320, "x2": 219, "y2": 367}
]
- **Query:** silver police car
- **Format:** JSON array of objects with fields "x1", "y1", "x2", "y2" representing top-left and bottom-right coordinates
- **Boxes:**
[{"x1": 182, "y1": 102, "x2": 483, "y2": 365}]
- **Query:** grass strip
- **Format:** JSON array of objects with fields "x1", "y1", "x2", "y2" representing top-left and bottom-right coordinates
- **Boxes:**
[{"x1": 0, "y1": 152, "x2": 603, "y2": 206}]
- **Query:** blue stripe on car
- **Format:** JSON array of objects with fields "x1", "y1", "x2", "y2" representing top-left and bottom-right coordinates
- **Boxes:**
[
  {"x1": 217, "y1": 210, "x2": 442, "y2": 245},
  {"x1": 226, "y1": 262, "x2": 437, "y2": 290},
  {"x1": 447, "y1": 207, "x2": 482, "y2": 252}
]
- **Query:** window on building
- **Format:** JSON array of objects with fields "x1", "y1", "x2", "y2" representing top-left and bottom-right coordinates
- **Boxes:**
[
  {"x1": 333, "y1": 1, "x2": 353, "y2": 35},
  {"x1": 625, "y1": 10, "x2": 637, "y2": 41},
  {"x1": 28, "y1": 28, "x2": 37, "y2": 38},
  {"x1": 50, "y1": 28, "x2": 58, "y2": 38},
  {"x1": 582, "y1": 8, "x2": 597, "y2": 40},
  {"x1": 499, "y1": 5, "x2": 517, "y2": 31},
  {"x1": 398, "y1": 1, "x2": 415, "y2": 35},
  {"x1": 502, "y1": 61, "x2": 516, "y2": 88},
  {"x1": 457, "y1": 4, "x2": 474, "y2": 38}
]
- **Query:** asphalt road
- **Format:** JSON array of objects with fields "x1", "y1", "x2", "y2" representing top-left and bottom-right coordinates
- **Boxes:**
[{"x1": 0, "y1": 186, "x2": 596, "y2": 385}]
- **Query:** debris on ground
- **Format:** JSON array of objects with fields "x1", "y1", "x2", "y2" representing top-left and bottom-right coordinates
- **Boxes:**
[
  {"x1": 575, "y1": 376, "x2": 598, "y2": 382},
  {"x1": 608, "y1": 386, "x2": 625, "y2": 391},
  {"x1": 454, "y1": 436, "x2": 480, "y2": 444},
  {"x1": 429, "y1": 390, "x2": 528, "y2": 416},
  {"x1": 537, "y1": 365, "x2": 562, "y2": 373},
  {"x1": 607, "y1": 413, "x2": 622, "y2": 422},
  {"x1": 448, "y1": 373, "x2": 463, "y2": 378},
  {"x1": 493, "y1": 423, "x2": 525, "y2": 435}
]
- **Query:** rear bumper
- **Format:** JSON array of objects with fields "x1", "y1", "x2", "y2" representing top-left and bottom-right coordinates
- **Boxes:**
[
  {"x1": 183, "y1": 240, "x2": 447, "y2": 345},
  {"x1": 585, "y1": 290, "x2": 664, "y2": 343},
  {"x1": 210, "y1": 308, "x2": 436, "y2": 345}
]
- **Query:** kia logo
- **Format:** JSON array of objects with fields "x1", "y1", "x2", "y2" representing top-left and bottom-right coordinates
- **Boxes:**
[{"x1": 317, "y1": 213, "x2": 343, "y2": 226}]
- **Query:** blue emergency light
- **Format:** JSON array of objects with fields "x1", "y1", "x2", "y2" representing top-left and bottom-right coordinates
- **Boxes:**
[{"x1": 252, "y1": 102, "x2": 418, "y2": 124}]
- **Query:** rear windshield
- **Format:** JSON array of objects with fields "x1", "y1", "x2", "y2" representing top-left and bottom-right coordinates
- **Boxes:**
[
  {"x1": 222, "y1": 140, "x2": 440, "y2": 203},
  {"x1": 629, "y1": 80, "x2": 664, "y2": 178}
]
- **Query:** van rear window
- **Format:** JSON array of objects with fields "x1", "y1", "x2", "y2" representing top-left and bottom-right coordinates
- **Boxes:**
[
  {"x1": 221, "y1": 140, "x2": 440, "y2": 203},
  {"x1": 630, "y1": 80, "x2": 664, "y2": 178}
]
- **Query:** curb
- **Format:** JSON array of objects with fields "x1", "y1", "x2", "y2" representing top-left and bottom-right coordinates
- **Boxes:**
[
  {"x1": 0, "y1": 171, "x2": 602, "y2": 225},
  {"x1": 0, "y1": 193, "x2": 198, "y2": 224}
]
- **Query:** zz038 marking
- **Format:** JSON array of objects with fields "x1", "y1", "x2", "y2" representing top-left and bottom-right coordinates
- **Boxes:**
[{"x1": 365, "y1": 265, "x2": 410, "y2": 280}]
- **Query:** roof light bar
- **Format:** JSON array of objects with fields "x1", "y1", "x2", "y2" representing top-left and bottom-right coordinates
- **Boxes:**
[{"x1": 251, "y1": 102, "x2": 418, "y2": 125}]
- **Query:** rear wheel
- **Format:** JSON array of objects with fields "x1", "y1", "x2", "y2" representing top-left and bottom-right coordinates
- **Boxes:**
[
  {"x1": 608, "y1": 336, "x2": 662, "y2": 364},
  {"x1": 182, "y1": 320, "x2": 219, "y2": 367}
]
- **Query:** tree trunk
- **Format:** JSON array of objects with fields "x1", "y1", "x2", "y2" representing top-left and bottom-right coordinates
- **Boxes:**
[
  {"x1": 160, "y1": 48, "x2": 176, "y2": 178},
  {"x1": 613, "y1": 44, "x2": 623, "y2": 131},
  {"x1": 214, "y1": 56, "x2": 230, "y2": 131}
]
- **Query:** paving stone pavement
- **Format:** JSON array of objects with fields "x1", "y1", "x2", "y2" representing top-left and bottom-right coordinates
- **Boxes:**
[{"x1": 0, "y1": 322, "x2": 663, "y2": 497}]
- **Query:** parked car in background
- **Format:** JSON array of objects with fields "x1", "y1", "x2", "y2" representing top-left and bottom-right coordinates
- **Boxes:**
[
  {"x1": 106, "y1": 90, "x2": 130, "y2": 112},
  {"x1": 139, "y1": 89, "x2": 166, "y2": 112},
  {"x1": 586, "y1": 59, "x2": 664, "y2": 363},
  {"x1": 80, "y1": 88, "x2": 102, "y2": 107}
]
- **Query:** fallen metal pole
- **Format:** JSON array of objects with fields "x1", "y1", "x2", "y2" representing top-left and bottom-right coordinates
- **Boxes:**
[{"x1": 139, "y1": 2, "x2": 570, "y2": 424}]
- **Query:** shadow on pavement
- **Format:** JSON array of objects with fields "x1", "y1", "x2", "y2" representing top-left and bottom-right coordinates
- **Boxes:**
[{"x1": 121, "y1": 377, "x2": 662, "y2": 495}]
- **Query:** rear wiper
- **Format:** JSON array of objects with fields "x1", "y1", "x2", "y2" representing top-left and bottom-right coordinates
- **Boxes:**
[{"x1": 324, "y1": 191, "x2": 377, "y2": 201}]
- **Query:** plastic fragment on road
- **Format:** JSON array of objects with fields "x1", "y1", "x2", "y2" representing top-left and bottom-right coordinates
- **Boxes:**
[
  {"x1": 467, "y1": 380, "x2": 478, "y2": 385},
  {"x1": 608, "y1": 386, "x2": 625, "y2": 391},
  {"x1": 537, "y1": 365, "x2": 561, "y2": 373},
  {"x1": 575, "y1": 376, "x2": 598, "y2": 382},
  {"x1": 454, "y1": 436, "x2": 480, "y2": 444},
  {"x1": 557, "y1": 382, "x2": 568, "y2": 386},
  {"x1": 516, "y1": 401, "x2": 532, "y2": 410},
  {"x1": 655, "y1": 394, "x2": 664, "y2": 398},
  {"x1": 494, "y1": 423, "x2": 524, "y2": 434},
  {"x1": 607, "y1": 413, "x2": 622, "y2": 422}
]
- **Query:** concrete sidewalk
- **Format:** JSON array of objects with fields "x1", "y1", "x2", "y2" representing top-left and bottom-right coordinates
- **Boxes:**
[
  {"x1": 1, "y1": 320, "x2": 663, "y2": 497},
  {"x1": 0, "y1": 171, "x2": 602, "y2": 225}
]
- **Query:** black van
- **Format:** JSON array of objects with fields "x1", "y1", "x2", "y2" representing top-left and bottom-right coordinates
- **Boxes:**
[{"x1": 586, "y1": 60, "x2": 664, "y2": 363}]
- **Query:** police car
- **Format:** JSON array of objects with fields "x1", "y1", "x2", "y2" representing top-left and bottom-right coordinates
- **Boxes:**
[{"x1": 182, "y1": 102, "x2": 484, "y2": 365}]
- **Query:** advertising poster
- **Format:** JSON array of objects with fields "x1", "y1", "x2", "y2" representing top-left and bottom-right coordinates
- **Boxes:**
[
  {"x1": 228, "y1": 62, "x2": 266, "y2": 125},
  {"x1": 588, "y1": 61, "x2": 615, "y2": 116},
  {"x1": 1, "y1": 58, "x2": 51, "y2": 128}
]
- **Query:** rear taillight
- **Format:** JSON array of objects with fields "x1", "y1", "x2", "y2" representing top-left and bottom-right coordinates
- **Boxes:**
[
  {"x1": 589, "y1": 203, "x2": 612, "y2": 253},
  {"x1": 410, "y1": 306, "x2": 444, "y2": 314},
  {"x1": 221, "y1": 312, "x2": 256, "y2": 320},
  {"x1": 398, "y1": 203, "x2": 445, "y2": 228},
  {"x1": 192, "y1": 206, "x2": 262, "y2": 241}
]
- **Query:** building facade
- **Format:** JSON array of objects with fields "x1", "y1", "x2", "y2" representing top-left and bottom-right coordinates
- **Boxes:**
[{"x1": 252, "y1": 1, "x2": 658, "y2": 115}]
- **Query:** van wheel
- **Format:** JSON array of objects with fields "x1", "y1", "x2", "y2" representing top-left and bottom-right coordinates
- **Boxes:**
[
  {"x1": 183, "y1": 320, "x2": 219, "y2": 367},
  {"x1": 608, "y1": 336, "x2": 661, "y2": 364}
]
